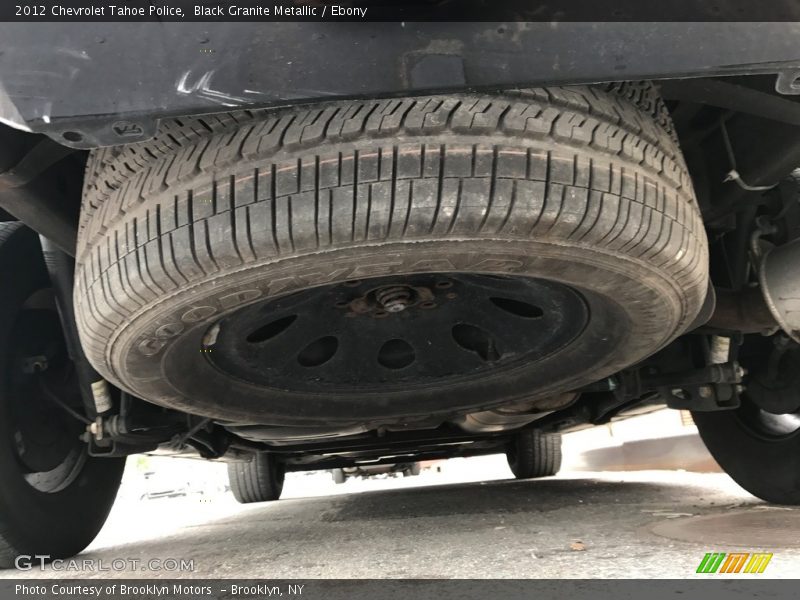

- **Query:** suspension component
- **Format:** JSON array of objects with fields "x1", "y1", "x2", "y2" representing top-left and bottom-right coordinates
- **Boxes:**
[{"x1": 39, "y1": 236, "x2": 113, "y2": 420}]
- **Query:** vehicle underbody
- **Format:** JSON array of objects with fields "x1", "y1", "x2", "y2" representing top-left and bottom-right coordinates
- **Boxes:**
[{"x1": 1, "y1": 21, "x2": 800, "y2": 564}]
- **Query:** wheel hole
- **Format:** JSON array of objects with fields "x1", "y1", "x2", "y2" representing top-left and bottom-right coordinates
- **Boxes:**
[
  {"x1": 62, "y1": 131, "x2": 83, "y2": 143},
  {"x1": 247, "y1": 315, "x2": 297, "y2": 343},
  {"x1": 490, "y1": 297, "x2": 543, "y2": 319},
  {"x1": 452, "y1": 323, "x2": 501, "y2": 362},
  {"x1": 297, "y1": 336, "x2": 338, "y2": 367},
  {"x1": 378, "y1": 339, "x2": 415, "y2": 369}
]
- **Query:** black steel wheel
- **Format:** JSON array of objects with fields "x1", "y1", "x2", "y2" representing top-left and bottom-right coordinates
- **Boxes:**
[
  {"x1": 209, "y1": 273, "x2": 588, "y2": 394},
  {"x1": 0, "y1": 224, "x2": 125, "y2": 568}
]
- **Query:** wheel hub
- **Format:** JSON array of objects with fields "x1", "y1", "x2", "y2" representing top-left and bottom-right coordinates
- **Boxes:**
[
  {"x1": 374, "y1": 285, "x2": 416, "y2": 313},
  {"x1": 348, "y1": 283, "x2": 436, "y2": 317},
  {"x1": 207, "y1": 273, "x2": 589, "y2": 395}
]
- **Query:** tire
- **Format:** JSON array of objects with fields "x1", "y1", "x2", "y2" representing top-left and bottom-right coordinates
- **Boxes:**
[
  {"x1": 693, "y1": 397, "x2": 800, "y2": 505},
  {"x1": 227, "y1": 453, "x2": 284, "y2": 503},
  {"x1": 0, "y1": 224, "x2": 125, "y2": 569},
  {"x1": 507, "y1": 430, "x2": 562, "y2": 479},
  {"x1": 332, "y1": 468, "x2": 346, "y2": 484},
  {"x1": 75, "y1": 83, "x2": 707, "y2": 425},
  {"x1": 405, "y1": 463, "x2": 422, "y2": 477}
]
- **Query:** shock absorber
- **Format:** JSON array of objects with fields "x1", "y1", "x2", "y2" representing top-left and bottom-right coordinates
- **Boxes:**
[{"x1": 39, "y1": 236, "x2": 114, "y2": 421}]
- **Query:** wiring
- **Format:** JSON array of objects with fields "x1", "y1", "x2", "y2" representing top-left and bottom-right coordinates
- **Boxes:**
[
  {"x1": 720, "y1": 118, "x2": 779, "y2": 192},
  {"x1": 37, "y1": 378, "x2": 92, "y2": 425}
]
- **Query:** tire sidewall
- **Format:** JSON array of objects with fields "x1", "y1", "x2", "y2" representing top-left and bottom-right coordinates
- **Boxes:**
[
  {"x1": 0, "y1": 226, "x2": 124, "y2": 564},
  {"x1": 102, "y1": 239, "x2": 694, "y2": 424},
  {"x1": 693, "y1": 407, "x2": 800, "y2": 504}
]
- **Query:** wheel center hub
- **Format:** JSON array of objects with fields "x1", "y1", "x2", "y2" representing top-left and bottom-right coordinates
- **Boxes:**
[
  {"x1": 346, "y1": 283, "x2": 436, "y2": 318},
  {"x1": 375, "y1": 286, "x2": 415, "y2": 313},
  {"x1": 207, "y1": 273, "x2": 589, "y2": 394}
]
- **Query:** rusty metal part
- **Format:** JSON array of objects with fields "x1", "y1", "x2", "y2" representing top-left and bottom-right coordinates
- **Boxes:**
[
  {"x1": 453, "y1": 394, "x2": 577, "y2": 433},
  {"x1": 706, "y1": 287, "x2": 778, "y2": 333},
  {"x1": 375, "y1": 286, "x2": 414, "y2": 313},
  {"x1": 348, "y1": 283, "x2": 435, "y2": 316}
]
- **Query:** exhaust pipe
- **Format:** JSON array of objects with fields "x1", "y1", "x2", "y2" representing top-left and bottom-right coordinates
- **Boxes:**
[
  {"x1": 707, "y1": 288, "x2": 777, "y2": 334},
  {"x1": 705, "y1": 236, "x2": 800, "y2": 340}
]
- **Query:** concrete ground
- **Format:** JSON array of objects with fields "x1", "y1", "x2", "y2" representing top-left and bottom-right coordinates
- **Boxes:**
[{"x1": 2, "y1": 455, "x2": 799, "y2": 579}]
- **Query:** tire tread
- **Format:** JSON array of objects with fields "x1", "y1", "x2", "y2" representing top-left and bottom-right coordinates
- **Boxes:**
[
  {"x1": 75, "y1": 83, "x2": 708, "y2": 389},
  {"x1": 509, "y1": 430, "x2": 563, "y2": 479},
  {"x1": 227, "y1": 454, "x2": 283, "y2": 504}
]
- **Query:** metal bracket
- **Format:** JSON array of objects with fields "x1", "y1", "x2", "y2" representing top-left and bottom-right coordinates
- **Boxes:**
[
  {"x1": 43, "y1": 115, "x2": 159, "y2": 150},
  {"x1": 776, "y1": 70, "x2": 800, "y2": 95},
  {"x1": 665, "y1": 383, "x2": 740, "y2": 412}
]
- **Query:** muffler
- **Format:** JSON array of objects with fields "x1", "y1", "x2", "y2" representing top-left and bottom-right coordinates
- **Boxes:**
[{"x1": 758, "y1": 237, "x2": 800, "y2": 343}]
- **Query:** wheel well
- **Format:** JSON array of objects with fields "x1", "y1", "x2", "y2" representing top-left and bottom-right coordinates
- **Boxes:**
[
  {"x1": 2, "y1": 75, "x2": 799, "y2": 254},
  {"x1": 2, "y1": 75, "x2": 799, "y2": 453}
]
